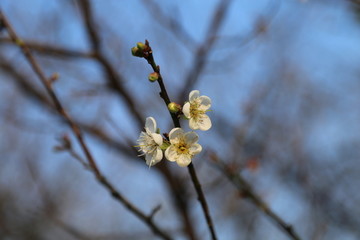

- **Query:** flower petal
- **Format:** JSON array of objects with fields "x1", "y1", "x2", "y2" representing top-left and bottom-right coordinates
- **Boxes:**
[
  {"x1": 153, "y1": 147, "x2": 163, "y2": 162},
  {"x1": 189, "y1": 143, "x2": 202, "y2": 155},
  {"x1": 165, "y1": 145, "x2": 177, "y2": 162},
  {"x1": 184, "y1": 131, "x2": 199, "y2": 145},
  {"x1": 145, "y1": 117, "x2": 156, "y2": 133},
  {"x1": 189, "y1": 90, "x2": 200, "y2": 102},
  {"x1": 176, "y1": 154, "x2": 192, "y2": 167},
  {"x1": 168, "y1": 128, "x2": 184, "y2": 144},
  {"x1": 145, "y1": 147, "x2": 163, "y2": 166},
  {"x1": 189, "y1": 118, "x2": 200, "y2": 130},
  {"x1": 182, "y1": 102, "x2": 191, "y2": 118},
  {"x1": 198, "y1": 96, "x2": 211, "y2": 110},
  {"x1": 151, "y1": 133, "x2": 163, "y2": 146},
  {"x1": 198, "y1": 114, "x2": 212, "y2": 131},
  {"x1": 145, "y1": 152, "x2": 154, "y2": 166}
]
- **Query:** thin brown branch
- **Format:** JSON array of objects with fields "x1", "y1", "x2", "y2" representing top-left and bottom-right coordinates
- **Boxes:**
[
  {"x1": 142, "y1": 40, "x2": 218, "y2": 240},
  {"x1": 134, "y1": 41, "x2": 198, "y2": 240},
  {"x1": 0, "y1": 11, "x2": 172, "y2": 240},
  {"x1": 211, "y1": 153, "x2": 302, "y2": 240},
  {"x1": 0, "y1": 37, "x2": 95, "y2": 58}
]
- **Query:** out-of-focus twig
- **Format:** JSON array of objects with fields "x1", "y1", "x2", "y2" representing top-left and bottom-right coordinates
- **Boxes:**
[
  {"x1": 207, "y1": 0, "x2": 282, "y2": 73},
  {"x1": 142, "y1": 0, "x2": 196, "y2": 51},
  {"x1": 0, "y1": 11, "x2": 173, "y2": 240},
  {"x1": 177, "y1": 0, "x2": 232, "y2": 102},
  {"x1": 210, "y1": 153, "x2": 302, "y2": 240},
  {"x1": 0, "y1": 37, "x2": 95, "y2": 58},
  {"x1": 0, "y1": 58, "x2": 134, "y2": 158},
  {"x1": 0, "y1": 12, "x2": 100, "y2": 175},
  {"x1": 0, "y1": 9, "x2": 201, "y2": 240},
  {"x1": 141, "y1": 40, "x2": 218, "y2": 240},
  {"x1": 77, "y1": 0, "x2": 144, "y2": 129},
  {"x1": 25, "y1": 157, "x2": 93, "y2": 240},
  {"x1": 1, "y1": 54, "x2": 200, "y2": 240}
]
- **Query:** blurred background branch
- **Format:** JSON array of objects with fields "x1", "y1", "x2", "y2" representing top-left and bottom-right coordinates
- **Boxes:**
[
  {"x1": 1, "y1": 0, "x2": 360, "y2": 240},
  {"x1": 0, "y1": 11, "x2": 173, "y2": 240}
]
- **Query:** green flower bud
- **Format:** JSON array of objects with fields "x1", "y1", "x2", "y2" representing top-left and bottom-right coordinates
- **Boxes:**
[
  {"x1": 131, "y1": 46, "x2": 143, "y2": 57},
  {"x1": 136, "y1": 42, "x2": 146, "y2": 51},
  {"x1": 168, "y1": 102, "x2": 182, "y2": 113},
  {"x1": 131, "y1": 46, "x2": 138, "y2": 55},
  {"x1": 148, "y1": 72, "x2": 159, "y2": 82}
]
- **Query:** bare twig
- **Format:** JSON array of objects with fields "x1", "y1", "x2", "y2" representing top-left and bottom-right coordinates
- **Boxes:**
[
  {"x1": 141, "y1": 40, "x2": 218, "y2": 240},
  {"x1": 54, "y1": 134, "x2": 90, "y2": 170},
  {"x1": 0, "y1": 37, "x2": 94, "y2": 58},
  {"x1": 0, "y1": 11, "x2": 172, "y2": 240},
  {"x1": 210, "y1": 153, "x2": 302, "y2": 240}
]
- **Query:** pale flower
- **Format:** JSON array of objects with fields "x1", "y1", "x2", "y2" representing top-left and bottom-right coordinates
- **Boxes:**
[
  {"x1": 165, "y1": 128, "x2": 202, "y2": 167},
  {"x1": 183, "y1": 90, "x2": 212, "y2": 131},
  {"x1": 137, "y1": 117, "x2": 163, "y2": 167}
]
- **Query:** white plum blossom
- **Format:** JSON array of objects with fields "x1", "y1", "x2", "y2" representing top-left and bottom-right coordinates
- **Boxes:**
[
  {"x1": 165, "y1": 128, "x2": 202, "y2": 167},
  {"x1": 183, "y1": 90, "x2": 212, "y2": 131},
  {"x1": 137, "y1": 117, "x2": 163, "y2": 167}
]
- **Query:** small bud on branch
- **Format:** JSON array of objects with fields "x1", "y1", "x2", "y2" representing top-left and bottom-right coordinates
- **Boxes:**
[
  {"x1": 167, "y1": 102, "x2": 182, "y2": 114},
  {"x1": 148, "y1": 72, "x2": 159, "y2": 82}
]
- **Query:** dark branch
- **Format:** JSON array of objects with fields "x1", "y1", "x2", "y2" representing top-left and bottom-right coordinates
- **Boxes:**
[
  {"x1": 141, "y1": 40, "x2": 218, "y2": 240},
  {"x1": 0, "y1": 11, "x2": 173, "y2": 240}
]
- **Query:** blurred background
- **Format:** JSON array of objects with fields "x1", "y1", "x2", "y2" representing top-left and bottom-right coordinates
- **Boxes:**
[{"x1": 1, "y1": 0, "x2": 360, "y2": 239}]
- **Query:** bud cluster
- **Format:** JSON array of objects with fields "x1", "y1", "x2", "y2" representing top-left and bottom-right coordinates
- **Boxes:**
[{"x1": 131, "y1": 42, "x2": 149, "y2": 58}]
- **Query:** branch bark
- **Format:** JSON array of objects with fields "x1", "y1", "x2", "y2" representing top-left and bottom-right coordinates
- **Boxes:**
[{"x1": 142, "y1": 40, "x2": 218, "y2": 240}]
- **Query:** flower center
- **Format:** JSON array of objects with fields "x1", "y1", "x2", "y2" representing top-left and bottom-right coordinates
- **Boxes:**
[
  {"x1": 175, "y1": 140, "x2": 189, "y2": 155},
  {"x1": 190, "y1": 100, "x2": 205, "y2": 119},
  {"x1": 138, "y1": 133, "x2": 158, "y2": 153}
]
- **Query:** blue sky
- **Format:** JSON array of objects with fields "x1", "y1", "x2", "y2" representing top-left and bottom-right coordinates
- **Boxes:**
[{"x1": 1, "y1": 0, "x2": 360, "y2": 239}]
